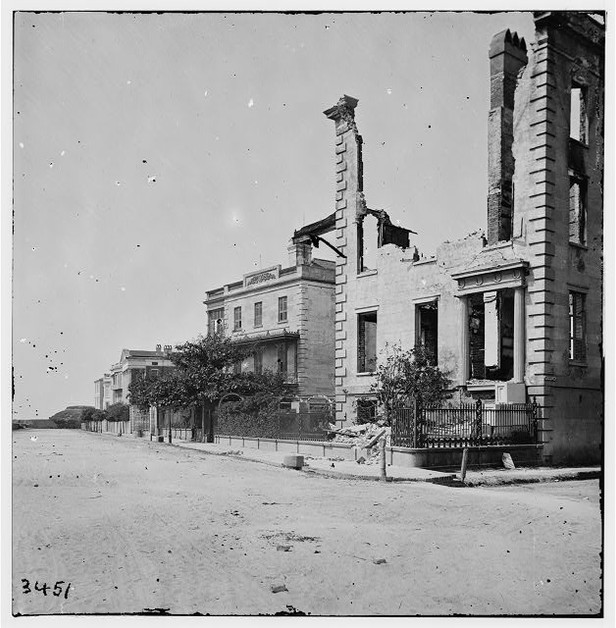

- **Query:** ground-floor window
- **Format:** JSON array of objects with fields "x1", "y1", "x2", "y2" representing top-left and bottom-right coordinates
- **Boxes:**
[
  {"x1": 356, "y1": 397, "x2": 377, "y2": 423},
  {"x1": 468, "y1": 289, "x2": 514, "y2": 381},
  {"x1": 569, "y1": 291, "x2": 586, "y2": 362}
]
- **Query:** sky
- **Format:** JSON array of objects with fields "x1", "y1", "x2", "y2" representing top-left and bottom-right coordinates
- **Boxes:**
[{"x1": 10, "y1": 9, "x2": 542, "y2": 419}]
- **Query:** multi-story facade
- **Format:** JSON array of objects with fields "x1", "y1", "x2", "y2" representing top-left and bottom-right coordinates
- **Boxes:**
[
  {"x1": 292, "y1": 12, "x2": 603, "y2": 464},
  {"x1": 95, "y1": 345, "x2": 177, "y2": 435},
  {"x1": 93, "y1": 373, "x2": 112, "y2": 410},
  {"x1": 107, "y1": 345, "x2": 176, "y2": 405},
  {"x1": 204, "y1": 244, "x2": 335, "y2": 399}
]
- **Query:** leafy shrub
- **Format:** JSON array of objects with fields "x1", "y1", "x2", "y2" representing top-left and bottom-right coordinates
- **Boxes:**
[
  {"x1": 105, "y1": 403, "x2": 129, "y2": 422},
  {"x1": 216, "y1": 393, "x2": 281, "y2": 438}
]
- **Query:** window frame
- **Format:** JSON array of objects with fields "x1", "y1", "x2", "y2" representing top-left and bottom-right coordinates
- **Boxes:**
[
  {"x1": 357, "y1": 310, "x2": 378, "y2": 374},
  {"x1": 569, "y1": 174, "x2": 587, "y2": 247},
  {"x1": 233, "y1": 306, "x2": 242, "y2": 331},
  {"x1": 570, "y1": 81, "x2": 589, "y2": 145},
  {"x1": 278, "y1": 296, "x2": 288, "y2": 323},
  {"x1": 569, "y1": 291, "x2": 587, "y2": 363},
  {"x1": 254, "y1": 301, "x2": 263, "y2": 327},
  {"x1": 208, "y1": 307, "x2": 224, "y2": 335}
]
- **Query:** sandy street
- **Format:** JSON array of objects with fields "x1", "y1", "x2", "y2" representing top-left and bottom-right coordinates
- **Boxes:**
[{"x1": 12, "y1": 430, "x2": 602, "y2": 617}]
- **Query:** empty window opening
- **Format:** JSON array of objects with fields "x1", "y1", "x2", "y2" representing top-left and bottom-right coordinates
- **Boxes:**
[
  {"x1": 278, "y1": 296, "x2": 288, "y2": 323},
  {"x1": 569, "y1": 177, "x2": 587, "y2": 246},
  {"x1": 570, "y1": 83, "x2": 588, "y2": 143},
  {"x1": 569, "y1": 292, "x2": 586, "y2": 362},
  {"x1": 357, "y1": 311, "x2": 378, "y2": 373},
  {"x1": 416, "y1": 301, "x2": 438, "y2": 365},
  {"x1": 357, "y1": 214, "x2": 378, "y2": 273},
  {"x1": 468, "y1": 289, "x2": 514, "y2": 381},
  {"x1": 233, "y1": 306, "x2": 242, "y2": 331},
  {"x1": 356, "y1": 397, "x2": 377, "y2": 423},
  {"x1": 254, "y1": 302, "x2": 262, "y2": 327}
]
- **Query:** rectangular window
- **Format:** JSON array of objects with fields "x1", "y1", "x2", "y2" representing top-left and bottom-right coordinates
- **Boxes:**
[
  {"x1": 569, "y1": 176, "x2": 587, "y2": 246},
  {"x1": 357, "y1": 311, "x2": 378, "y2": 373},
  {"x1": 233, "y1": 306, "x2": 242, "y2": 331},
  {"x1": 254, "y1": 302, "x2": 262, "y2": 327},
  {"x1": 569, "y1": 292, "x2": 586, "y2": 362},
  {"x1": 570, "y1": 83, "x2": 588, "y2": 144},
  {"x1": 254, "y1": 348, "x2": 263, "y2": 375},
  {"x1": 208, "y1": 307, "x2": 224, "y2": 335},
  {"x1": 277, "y1": 343, "x2": 288, "y2": 376},
  {"x1": 357, "y1": 398, "x2": 377, "y2": 423},
  {"x1": 415, "y1": 301, "x2": 438, "y2": 365},
  {"x1": 278, "y1": 296, "x2": 288, "y2": 323}
]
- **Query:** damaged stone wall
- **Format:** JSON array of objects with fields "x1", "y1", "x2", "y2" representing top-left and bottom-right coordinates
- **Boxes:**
[
  {"x1": 511, "y1": 12, "x2": 604, "y2": 464},
  {"x1": 316, "y1": 13, "x2": 603, "y2": 466}
]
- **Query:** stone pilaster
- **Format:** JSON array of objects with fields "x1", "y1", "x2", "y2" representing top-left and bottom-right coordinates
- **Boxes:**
[{"x1": 324, "y1": 95, "x2": 363, "y2": 424}]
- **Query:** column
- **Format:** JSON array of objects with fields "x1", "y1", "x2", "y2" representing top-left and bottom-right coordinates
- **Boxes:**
[
  {"x1": 459, "y1": 296, "x2": 470, "y2": 384},
  {"x1": 513, "y1": 286, "x2": 525, "y2": 382}
]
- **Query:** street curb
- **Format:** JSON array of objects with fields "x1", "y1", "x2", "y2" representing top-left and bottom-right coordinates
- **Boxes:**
[
  {"x1": 137, "y1": 439, "x2": 602, "y2": 487},
  {"x1": 458, "y1": 469, "x2": 601, "y2": 487},
  {"x1": 174, "y1": 442, "x2": 457, "y2": 484}
]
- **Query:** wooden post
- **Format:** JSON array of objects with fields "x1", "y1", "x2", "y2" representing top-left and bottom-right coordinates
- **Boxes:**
[
  {"x1": 380, "y1": 437, "x2": 387, "y2": 481},
  {"x1": 201, "y1": 405, "x2": 206, "y2": 443},
  {"x1": 460, "y1": 447, "x2": 469, "y2": 483}
]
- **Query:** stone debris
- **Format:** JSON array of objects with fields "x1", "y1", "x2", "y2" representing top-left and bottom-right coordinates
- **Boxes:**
[
  {"x1": 328, "y1": 422, "x2": 391, "y2": 465},
  {"x1": 373, "y1": 558, "x2": 387, "y2": 565},
  {"x1": 271, "y1": 584, "x2": 288, "y2": 594},
  {"x1": 502, "y1": 453, "x2": 515, "y2": 470},
  {"x1": 276, "y1": 545, "x2": 292, "y2": 552}
]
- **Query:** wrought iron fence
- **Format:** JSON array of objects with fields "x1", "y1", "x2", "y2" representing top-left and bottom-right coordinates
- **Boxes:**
[
  {"x1": 391, "y1": 398, "x2": 539, "y2": 448},
  {"x1": 276, "y1": 410, "x2": 331, "y2": 441}
]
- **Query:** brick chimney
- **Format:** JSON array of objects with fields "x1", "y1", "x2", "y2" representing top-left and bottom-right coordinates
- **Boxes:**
[
  {"x1": 487, "y1": 29, "x2": 528, "y2": 244},
  {"x1": 287, "y1": 239, "x2": 312, "y2": 266}
]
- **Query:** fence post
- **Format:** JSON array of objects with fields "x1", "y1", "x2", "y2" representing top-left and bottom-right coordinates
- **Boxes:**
[
  {"x1": 475, "y1": 398, "x2": 483, "y2": 442},
  {"x1": 531, "y1": 397, "x2": 539, "y2": 442},
  {"x1": 412, "y1": 398, "x2": 418, "y2": 448},
  {"x1": 380, "y1": 437, "x2": 387, "y2": 481},
  {"x1": 460, "y1": 447, "x2": 469, "y2": 483}
]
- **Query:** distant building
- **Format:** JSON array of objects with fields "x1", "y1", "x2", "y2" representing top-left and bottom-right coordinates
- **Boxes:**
[
  {"x1": 204, "y1": 244, "x2": 336, "y2": 400},
  {"x1": 107, "y1": 345, "x2": 176, "y2": 405},
  {"x1": 95, "y1": 346, "x2": 176, "y2": 435},
  {"x1": 93, "y1": 373, "x2": 112, "y2": 410}
]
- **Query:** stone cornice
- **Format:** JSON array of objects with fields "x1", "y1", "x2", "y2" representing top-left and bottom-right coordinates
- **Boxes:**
[{"x1": 452, "y1": 260, "x2": 529, "y2": 295}]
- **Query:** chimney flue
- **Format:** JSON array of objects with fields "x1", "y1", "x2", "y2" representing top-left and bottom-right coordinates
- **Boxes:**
[{"x1": 487, "y1": 29, "x2": 528, "y2": 245}]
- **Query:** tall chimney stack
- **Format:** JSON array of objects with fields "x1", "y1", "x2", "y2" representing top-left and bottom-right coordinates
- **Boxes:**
[{"x1": 487, "y1": 29, "x2": 528, "y2": 244}]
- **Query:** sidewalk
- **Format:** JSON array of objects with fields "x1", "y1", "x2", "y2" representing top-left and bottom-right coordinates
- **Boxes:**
[{"x1": 173, "y1": 440, "x2": 601, "y2": 487}]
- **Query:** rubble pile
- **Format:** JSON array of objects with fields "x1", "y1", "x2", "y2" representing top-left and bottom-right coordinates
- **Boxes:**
[{"x1": 327, "y1": 422, "x2": 391, "y2": 465}]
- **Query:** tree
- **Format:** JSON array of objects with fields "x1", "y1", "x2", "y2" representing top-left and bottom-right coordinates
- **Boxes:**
[
  {"x1": 106, "y1": 402, "x2": 129, "y2": 422},
  {"x1": 127, "y1": 333, "x2": 286, "y2": 422},
  {"x1": 371, "y1": 344, "x2": 451, "y2": 424}
]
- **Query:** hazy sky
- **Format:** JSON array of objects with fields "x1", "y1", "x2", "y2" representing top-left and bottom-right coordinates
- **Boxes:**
[{"x1": 12, "y1": 10, "x2": 537, "y2": 419}]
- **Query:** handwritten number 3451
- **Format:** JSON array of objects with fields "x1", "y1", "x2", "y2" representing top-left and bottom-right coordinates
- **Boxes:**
[{"x1": 21, "y1": 579, "x2": 71, "y2": 599}]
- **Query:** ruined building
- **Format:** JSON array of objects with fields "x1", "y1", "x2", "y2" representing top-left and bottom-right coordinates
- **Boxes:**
[{"x1": 292, "y1": 12, "x2": 604, "y2": 464}]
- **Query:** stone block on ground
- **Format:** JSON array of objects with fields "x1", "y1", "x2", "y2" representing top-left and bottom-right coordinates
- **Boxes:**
[
  {"x1": 502, "y1": 452, "x2": 515, "y2": 470},
  {"x1": 282, "y1": 454, "x2": 304, "y2": 469}
]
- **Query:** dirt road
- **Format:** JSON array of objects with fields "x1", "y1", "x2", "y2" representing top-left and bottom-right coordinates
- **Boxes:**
[{"x1": 12, "y1": 430, "x2": 602, "y2": 616}]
